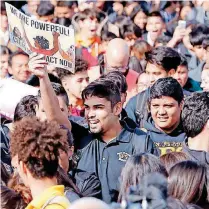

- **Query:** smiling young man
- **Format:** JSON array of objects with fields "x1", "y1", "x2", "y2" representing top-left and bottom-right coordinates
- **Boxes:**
[
  {"x1": 144, "y1": 77, "x2": 186, "y2": 156},
  {"x1": 56, "y1": 57, "x2": 89, "y2": 117},
  {"x1": 143, "y1": 11, "x2": 165, "y2": 47},
  {"x1": 74, "y1": 78, "x2": 155, "y2": 203},
  {"x1": 125, "y1": 46, "x2": 181, "y2": 128},
  {"x1": 8, "y1": 51, "x2": 31, "y2": 83}
]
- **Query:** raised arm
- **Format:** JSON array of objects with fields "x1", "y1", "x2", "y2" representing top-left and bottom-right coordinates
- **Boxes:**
[
  {"x1": 46, "y1": 31, "x2": 60, "y2": 56},
  {"x1": 58, "y1": 42, "x2": 73, "y2": 62},
  {"x1": 22, "y1": 24, "x2": 36, "y2": 52},
  {"x1": 28, "y1": 53, "x2": 71, "y2": 130}
]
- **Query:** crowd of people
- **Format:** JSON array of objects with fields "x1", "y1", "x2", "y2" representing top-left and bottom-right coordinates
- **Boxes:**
[{"x1": 1, "y1": 0, "x2": 209, "y2": 209}]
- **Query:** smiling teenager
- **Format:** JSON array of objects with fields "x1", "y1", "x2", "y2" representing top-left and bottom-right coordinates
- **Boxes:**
[
  {"x1": 73, "y1": 78, "x2": 156, "y2": 203},
  {"x1": 144, "y1": 77, "x2": 186, "y2": 156}
]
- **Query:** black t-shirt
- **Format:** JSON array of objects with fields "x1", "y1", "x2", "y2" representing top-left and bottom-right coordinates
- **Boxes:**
[{"x1": 71, "y1": 122, "x2": 155, "y2": 203}]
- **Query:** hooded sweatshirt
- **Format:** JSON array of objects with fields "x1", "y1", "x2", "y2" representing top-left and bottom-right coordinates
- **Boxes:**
[{"x1": 144, "y1": 117, "x2": 186, "y2": 156}]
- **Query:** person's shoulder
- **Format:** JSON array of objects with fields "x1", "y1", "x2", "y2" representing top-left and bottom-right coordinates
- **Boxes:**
[{"x1": 132, "y1": 128, "x2": 147, "y2": 139}]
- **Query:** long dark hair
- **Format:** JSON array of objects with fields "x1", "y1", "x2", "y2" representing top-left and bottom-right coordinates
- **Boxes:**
[
  {"x1": 168, "y1": 160, "x2": 208, "y2": 206},
  {"x1": 118, "y1": 153, "x2": 167, "y2": 201}
]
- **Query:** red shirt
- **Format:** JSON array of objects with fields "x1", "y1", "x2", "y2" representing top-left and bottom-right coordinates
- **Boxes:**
[
  {"x1": 126, "y1": 69, "x2": 139, "y2": 92},
  {"x1": 68, "y1": 105, "x2": 85, "y2": 117}
]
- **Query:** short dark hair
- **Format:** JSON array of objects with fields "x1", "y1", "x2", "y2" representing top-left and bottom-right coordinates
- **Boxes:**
[
  {"x1": 10, "y1": 117, "x2": 69, "y2": 179},
  {"x1": 14, "y1": 95, "x2": 38, "y2": 122},
  {"x1": 149, "y1": 77, "x2": 184, "y2": 104},
  {"x1": 179, "y1": 55, "x2": 188, "y2": 67},
  {"x1": 0, "y1": 2, "x2": 6, "y2": 15},
  {"x1": 0, "y1": 45, "x2": 10, "y2": 56},
  {"x1": 102, "y1": 71, "x2": 128, "y2": 94},
  {"x1": 37, "y1": 2, "x2": 54, "y2": 16},
  {"x1": 56, "y1": 56, "x2": 88, "y2": 81},
  {"x1": 145, "y1": 47, "x2": 181, "y2": 72},
  {"x1": 189, "y1": 24, "x2": 209, "y2": 46},
  {"x1": 82, "y1": 79, "x2": 121, "y2": 108},
  {"x1": 181, "y1": 92, "x2": 209, "y2": 138},
  {"x1": 101, "y1": 31, "x2": 117, "y2": 42},
  {"x1": 8, "y1": 51, "x2": 29, "y2": 67},
  {"x1": 56, "y1": 1, "x2": 77, "y2": 8},
  {"x1": 38, "y1": 82, "x2": 69, "y2": 105},
  {"x1": 78, "y1": 9, "x2": 98, "y2": 22},
  {"x1": 121, "y1": 22, "x2": 142, "y2": 39},
  {"x1": 148, "y1": 11, "x2": 164, "y2": 22}
]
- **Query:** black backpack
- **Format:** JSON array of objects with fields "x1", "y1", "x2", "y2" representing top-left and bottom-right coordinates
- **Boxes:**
[{"x1": 135, "y1": 88, "x2": 150, "y2": 128}]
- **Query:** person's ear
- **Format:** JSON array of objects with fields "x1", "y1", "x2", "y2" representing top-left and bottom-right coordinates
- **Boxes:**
[
  {"x1": 179, "y1": 101, "x2": 184, "y2": 111},
  {"x1": 113, "y1": 102, "x2": 123, "y2": 116},
  {"x1": 168, "y1": 69, "x2": 176, "y2": 77}
]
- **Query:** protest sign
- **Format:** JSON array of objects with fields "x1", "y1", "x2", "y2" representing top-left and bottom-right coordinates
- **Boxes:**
[
  {"x1": 0, "y1": 78, "x2": 38, "y2": 120},
  {"x1": 5, "y1": 3, "x2": 75, "y2": 73}
]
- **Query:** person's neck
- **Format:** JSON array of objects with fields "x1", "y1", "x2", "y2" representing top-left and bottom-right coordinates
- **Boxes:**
[
  {"x1": 68, "y1": 93, "x2": 83, "y2": 109},
  {"x1": 29, "y1": 176, "x2": 57, "y2": 199},
  {"x1": 101, "y1": 120, "x2": 123, "y2": 143},
  {"x1": 188, "y1": 132, "x2": 209, "y2": 153},
  {"x1": 155, "y1": 120, "x2": 180, "y2": 134}
]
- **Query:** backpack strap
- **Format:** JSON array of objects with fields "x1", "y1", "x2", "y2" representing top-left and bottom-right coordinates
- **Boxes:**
[
  {"x1": 41, "y1": 195, "x2": 69, "y2": 209},
  {"x1": 135, "y1": 88, "x2": 150, "y2": 128}
]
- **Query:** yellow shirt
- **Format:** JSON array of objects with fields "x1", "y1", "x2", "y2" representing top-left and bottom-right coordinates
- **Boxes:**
[
  {"x1": 25, "y1": 185, "x2": 70, "y2": 209},
  {"x1": 75, "y1": 34, "x2": 101, "y2": 57}
]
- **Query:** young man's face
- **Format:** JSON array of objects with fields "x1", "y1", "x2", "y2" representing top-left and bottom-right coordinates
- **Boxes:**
[
  {"x1": 84, "y1": 96, "x2": 121, "y2": 135},
  {"x1": 173, "y1": 65, "x2": 189, "y2": 87},
  {"x1": 36, "y1": 96, "x2": 69, "y2": 121},
  {"x1": 55, "y1": 6, "x2": 74, "y2": 18},
  {"x1": 193, "y1": 45, "x2": 204, "y2": 61},
  {"x1": 9, "y1": 54, "x2": 31, "y2": 82},
  {"x1": 0, "y1": 54, "x2": 9, "y2": 78},
  {"x1": 150, "y1": 96, "x2": 182, "y2": 133},
  {"x1": 145, "y1": 62, "x2": 171, "y2": 85},
  {"x1": 80, "y1": 17, "x2": 98, "y2": 38},
  {"x1": 201, "y1": 70, "x2": 209, "y2": 92},
  {"x1": 63, "y1": 71, "x2": 89, "y2": 100},
  {"x1": 146, "y1": 16, "x2": 164, "y2": 41}
]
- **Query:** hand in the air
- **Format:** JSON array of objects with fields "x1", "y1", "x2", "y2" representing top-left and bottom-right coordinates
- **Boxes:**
[{"x1": 28, "y1": 53, "x2": 48, "y2": 78}]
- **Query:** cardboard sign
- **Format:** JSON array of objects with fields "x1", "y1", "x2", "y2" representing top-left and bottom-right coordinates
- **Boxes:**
[{"x1": 5, "y1": 3, "x2": 75, "y2": 73}]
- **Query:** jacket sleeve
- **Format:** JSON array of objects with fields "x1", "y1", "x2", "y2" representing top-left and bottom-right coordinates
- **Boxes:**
[{"x1": 125, "y1": 95, "x2": 137, "y2": 123}]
